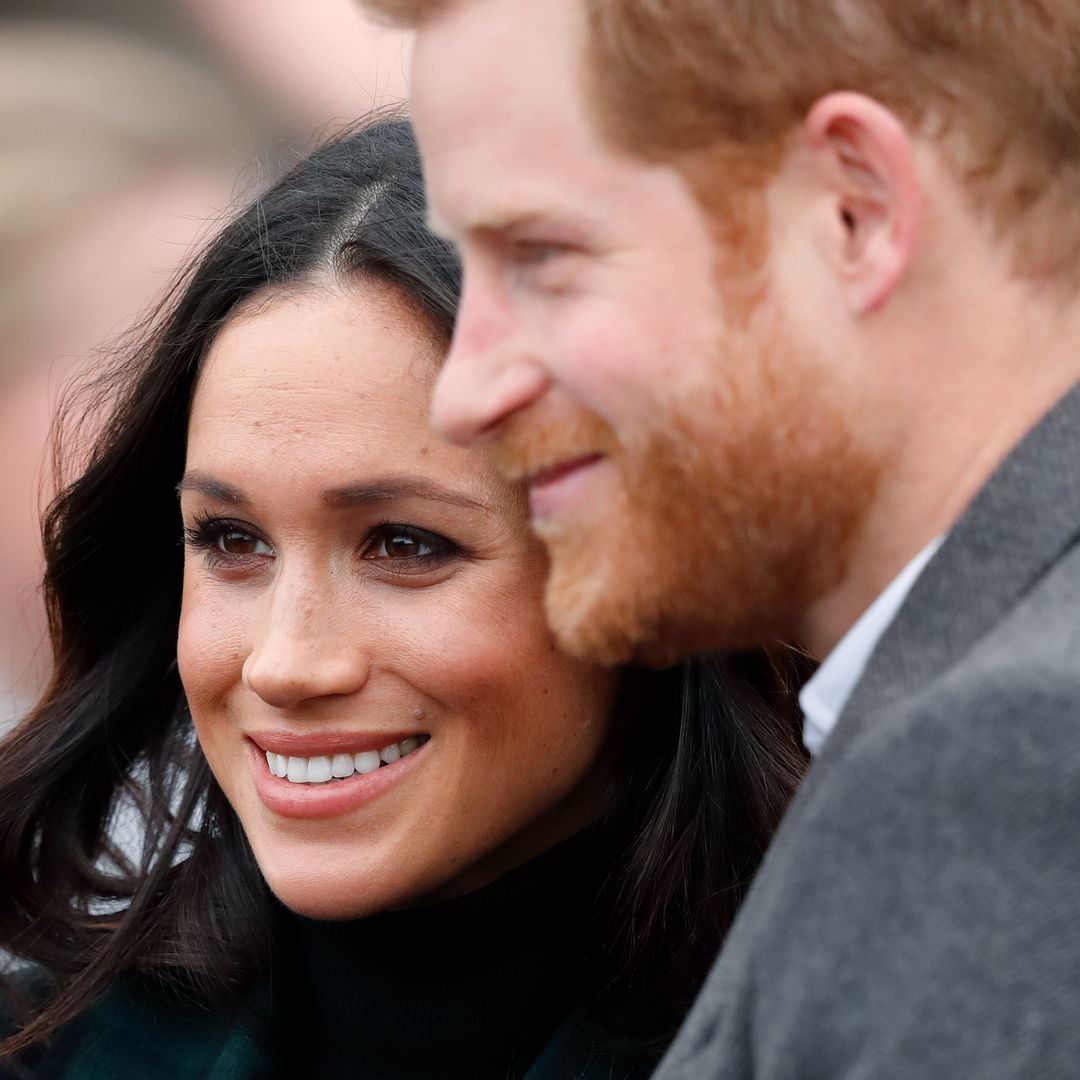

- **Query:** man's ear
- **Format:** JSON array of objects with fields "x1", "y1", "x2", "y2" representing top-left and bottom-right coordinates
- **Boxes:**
[{"x1": 802, "y1": 91, "x2": 922, "y2": 315}]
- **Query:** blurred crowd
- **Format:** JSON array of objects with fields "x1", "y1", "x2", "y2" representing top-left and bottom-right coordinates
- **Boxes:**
[{"x1": 0, "y1": 0, "x2": 412, "y2": 729}]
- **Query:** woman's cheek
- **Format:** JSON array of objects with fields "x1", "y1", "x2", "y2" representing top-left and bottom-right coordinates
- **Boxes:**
[
  {"x1": 395, "y1": 590, "x2": 533, "y2": 703},
  {"x1": 403, "y1": 584, "x2": 609, "y2": 755},
  {"x1": 177, "y1": 578, "x2": 250, "y2": 714},
  {"x1": 178, "y1": 595, "x2": 257, "y2": 812}
]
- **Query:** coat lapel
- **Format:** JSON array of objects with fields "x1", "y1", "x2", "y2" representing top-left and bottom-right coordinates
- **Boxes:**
[
  {"x1": 523, "y1": 1012, "x2": 653, "y2": 1080},
  {"x1": 43, "y1": 977, "x2": 272, "y2": 1080}
]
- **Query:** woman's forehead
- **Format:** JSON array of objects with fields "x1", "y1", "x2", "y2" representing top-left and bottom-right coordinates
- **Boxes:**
[
  {"x1": 186, "y1": 287, "x2": 511, "y2": 508},
  {"x1": 206, "y1": 286, "x2": 434, "y2": 388}
]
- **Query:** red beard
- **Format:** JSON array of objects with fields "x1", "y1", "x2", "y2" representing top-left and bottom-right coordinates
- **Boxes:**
[{"x1": 491, "y1": 316, "x2": 883, "y2": 664}]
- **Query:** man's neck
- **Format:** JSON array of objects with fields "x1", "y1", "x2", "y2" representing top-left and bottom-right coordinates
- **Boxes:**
[{"x1": 800, "y1": 287, "x2": 1080, "y2": 660}]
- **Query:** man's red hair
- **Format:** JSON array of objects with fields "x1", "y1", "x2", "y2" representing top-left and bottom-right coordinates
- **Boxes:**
[{"x1": 364, "y1": 0, "x2": 1080, "y2": 280}]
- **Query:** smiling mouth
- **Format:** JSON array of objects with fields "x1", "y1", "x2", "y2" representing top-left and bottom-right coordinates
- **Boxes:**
[
  {"x1": 525, "y1": 453, "x2": 605, "y2": 489},
  {"x1": 522, "y1": 454, "x2": 607, "y2": 520},
  {"x1": 263, "y1": 735, "x2": 430, "y2": 785}
]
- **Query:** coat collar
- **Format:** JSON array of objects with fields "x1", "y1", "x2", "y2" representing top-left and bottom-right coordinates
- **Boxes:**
[{"x1": 40, "y1": 977, "x2": 273, "y2": 1080}]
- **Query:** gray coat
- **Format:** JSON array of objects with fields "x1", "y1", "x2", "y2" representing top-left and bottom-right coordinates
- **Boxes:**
[{"x1": 654, "y1": 382, "x2": 1080, "y2": 1079}]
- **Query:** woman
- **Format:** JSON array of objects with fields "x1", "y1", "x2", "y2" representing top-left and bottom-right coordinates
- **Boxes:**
[{"x1": 0, "y1": 119, "x2": 807, "y2": 1078}]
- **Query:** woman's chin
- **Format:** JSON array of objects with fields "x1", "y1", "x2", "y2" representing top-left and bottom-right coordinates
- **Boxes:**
[
  {"x1": 258, "y1": 852, "x2": 492, "y2": 919},
  {"x1": 266, "y1": 874, "x2": 389, "y2": 921},
  {"x1": 256, "y1": 849, "x2": 451, "y2": 920}
]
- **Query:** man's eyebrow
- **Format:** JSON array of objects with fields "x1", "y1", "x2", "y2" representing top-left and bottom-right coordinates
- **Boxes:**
[
  {"x1": 177, "y1": 471, "x2": 493, "y2": 513},
  {"x1": 431, "y1": 204, "x2": 582, "y2": 241}
]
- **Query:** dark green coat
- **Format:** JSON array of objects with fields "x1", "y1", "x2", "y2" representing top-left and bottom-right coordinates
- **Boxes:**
[{"x1": 4, "y1": 974, "x2": 653, "y2": 1080}]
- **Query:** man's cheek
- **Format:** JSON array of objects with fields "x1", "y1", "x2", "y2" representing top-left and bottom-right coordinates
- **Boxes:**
[{"x1": 552, "y1": 319, "x2": 662, "y2": 425}]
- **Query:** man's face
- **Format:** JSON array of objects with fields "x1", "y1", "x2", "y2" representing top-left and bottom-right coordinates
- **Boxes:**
[{"x1": 411, "y1": 0, "x2": 882, "y2": 663}]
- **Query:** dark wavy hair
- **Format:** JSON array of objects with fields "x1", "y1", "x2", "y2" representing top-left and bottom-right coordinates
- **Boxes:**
[{"x1": 0, "y1": 116, "x2": 807, "y2": 1064}]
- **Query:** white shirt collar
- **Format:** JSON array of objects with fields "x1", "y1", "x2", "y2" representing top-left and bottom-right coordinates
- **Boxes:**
[{"x1": 799, "y1": 537, "x2": 944, "y2": 756}]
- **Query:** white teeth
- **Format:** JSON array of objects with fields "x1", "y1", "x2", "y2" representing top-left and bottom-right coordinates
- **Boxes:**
[
  {"x1": 354, "y1": 750, "x2": 381, "y2": 774},
  {"x1": 331, "y1": 753, "x2": 355, "y2": 779},
  {"x1": 264, "y1": 753, "x2": 286, "y2": 778},
  {"x1": 268, "y1": 737, "x2": 427, "y2": 784},
  {"x1": 306, "y1": 756, "x2": 332, "y2": 784}
]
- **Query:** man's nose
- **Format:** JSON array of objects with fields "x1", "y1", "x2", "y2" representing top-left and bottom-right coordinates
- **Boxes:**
[
  {"x1": 241, "y1": 579, "x2": 371, "y2": 711},
  {"x1": 430, "y1": 279, "x2": 550, "y2": 446}
]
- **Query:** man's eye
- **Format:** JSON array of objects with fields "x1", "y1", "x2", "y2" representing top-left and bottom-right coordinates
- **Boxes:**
[
  {"x1": 510, "y1": 240, "x2": 563, "y2": 266},
  {"x1": 503, "y1": 239, "x2": 581, "y2": 295},
  {"x1": 364, "y1": 525, "x2": 453, "y2": 562}
]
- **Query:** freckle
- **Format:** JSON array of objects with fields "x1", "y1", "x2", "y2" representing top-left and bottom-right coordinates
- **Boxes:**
[{"x1": 420, "y1": 446, "x2": 430, "y2": 457}]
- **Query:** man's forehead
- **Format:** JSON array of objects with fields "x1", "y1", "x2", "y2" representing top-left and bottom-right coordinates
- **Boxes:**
[
  {"x1": 409, "y1": 0, "x2": 619, "y2": 231},
  {"x1": 411, "y1": 0, "x2": 581, "y2": 68},
  {"x1": 410, "y1": 0, "x2": 588, "y2": 157}
]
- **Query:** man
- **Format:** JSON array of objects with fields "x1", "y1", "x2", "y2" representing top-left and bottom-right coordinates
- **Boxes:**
[{"x1": 362, "y1": 0, "x2": 1080, "y2": 1074}]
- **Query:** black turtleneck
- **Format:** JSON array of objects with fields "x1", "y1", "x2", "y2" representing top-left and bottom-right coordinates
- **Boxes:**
[{"x1": 268, "y1": 830, "x2": 610, "y2": 1080}]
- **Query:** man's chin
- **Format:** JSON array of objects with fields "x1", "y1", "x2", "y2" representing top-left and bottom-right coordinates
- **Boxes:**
[
  {"x1": 540, "y1": 542, "x2": 716, "y2": 667},
  {"x1": 544, "y1": 583, "x2": 740, "y2": 667},
  {"x1": 521, "y1": 326, "x2": 880, "y2": 666},
  {"x1": 537, "y1": 504, "x2": 804, "y2": 666},
  {"x1": 546, "y1": 609, "x2": 679, "y2": 668}
]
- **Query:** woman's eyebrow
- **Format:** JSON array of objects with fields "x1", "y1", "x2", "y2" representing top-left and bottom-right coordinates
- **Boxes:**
[
  {"x1": 176, "y1": 471, "x2": 493, "y2": 512},
  {"x1": 176, "y1": 472, "x2": 243, "y2": 504},
  {"x1": 324, "y1": 477, "x2": 493, "y2": 512}
]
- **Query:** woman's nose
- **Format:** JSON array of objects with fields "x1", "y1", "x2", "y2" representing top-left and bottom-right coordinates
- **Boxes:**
[{"x1": 241, "y1": 581, "x2": 370, "y2": 710}]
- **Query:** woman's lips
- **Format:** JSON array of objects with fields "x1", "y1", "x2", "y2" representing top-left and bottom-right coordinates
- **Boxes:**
[
  {"x1": 248, "y1": 728, "x2": 422, "y2": 757},
  {"x1": 526, "y1": 453, "x2": 606, "y2": 520},
  {"x1": 247, "y1": 735, "x2": 429, "y2": 819}
]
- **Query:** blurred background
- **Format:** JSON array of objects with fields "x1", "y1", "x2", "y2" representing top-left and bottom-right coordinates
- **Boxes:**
[{"x1": 0, "y1": 0, "x2": 412, "y2": 730}]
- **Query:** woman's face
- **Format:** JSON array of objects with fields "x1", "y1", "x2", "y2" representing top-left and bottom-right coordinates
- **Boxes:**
[{"x1": 178, "y1": 285, "x2": 615, "y2": 918}]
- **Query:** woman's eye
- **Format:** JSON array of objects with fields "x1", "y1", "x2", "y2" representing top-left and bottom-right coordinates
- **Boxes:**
[
  {"x1": 183, "y1": 517, "x2": 273, "y2": 566},
  {"x1": 216, "y1": 529, "x2": 272, "y2": 557},
  {"x1": 365, "y1": 525, "x2": 453, "y2": 564}
]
